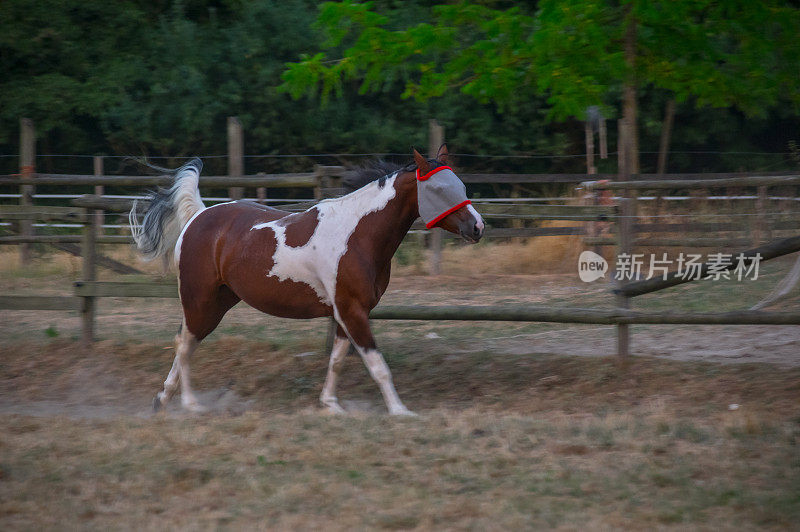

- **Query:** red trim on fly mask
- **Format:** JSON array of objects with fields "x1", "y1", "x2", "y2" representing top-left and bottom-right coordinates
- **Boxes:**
[
  {"x1": 425, "y1": 199, "x2": 471, "y2": 229},
  {"x1": 416, "y1": 166, "x2": 453, "y2": 181}
]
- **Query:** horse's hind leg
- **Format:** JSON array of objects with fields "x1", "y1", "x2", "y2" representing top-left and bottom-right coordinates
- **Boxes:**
[
  {"x1": 154, "y1": 285, "x2": 240, "y2": 412},
  {"x1": 153, "y1": 322, "x2": 191, "y2": 410},
  {"x1": 154, "y1": 320, "x2": 202, "y2": 412},
  {"x1": 320, "y1": 323, "x2": 350, "y2": 414}
]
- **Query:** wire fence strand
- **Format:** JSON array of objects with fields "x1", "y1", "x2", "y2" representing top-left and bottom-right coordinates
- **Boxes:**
[{"x1": 0, "y1": 150, "x2": 794, "y2": 159}]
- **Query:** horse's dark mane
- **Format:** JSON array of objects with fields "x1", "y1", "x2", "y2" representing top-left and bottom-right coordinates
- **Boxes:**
[{"x1": 342, "y1": 158, "x2": 444, "y2": 192}]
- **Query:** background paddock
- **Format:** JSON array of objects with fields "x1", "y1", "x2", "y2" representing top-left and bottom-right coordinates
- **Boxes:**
[
  {"x1": 2, "y1": 272, "x2": 800, "y2": 528},
  {"x1": 2, "y1": 121, "x2": 799, "y2": 528}
]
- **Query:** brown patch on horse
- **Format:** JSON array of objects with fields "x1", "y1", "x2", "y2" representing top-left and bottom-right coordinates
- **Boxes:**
[
  {"x1": 283, "y1": 207, "x2": 320, "y2": 248},
  {"x1": 232, "y1": 200, "x2": 292, "y2": 218},
  {"x1": 177, "y1": 203, "x2": 332, "y2": 337},
  {"x1": 331, "y1": 174, "x2": 421, "y2": 350}
]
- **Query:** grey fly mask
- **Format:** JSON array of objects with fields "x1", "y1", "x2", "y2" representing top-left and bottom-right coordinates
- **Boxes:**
[{"x1": 416, "y1": 166, "x2": 471, "y2": 229}]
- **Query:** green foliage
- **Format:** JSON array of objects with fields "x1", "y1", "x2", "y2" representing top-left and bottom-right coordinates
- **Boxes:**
[
  {"x1": 282, "y1": 1, "x2": 541, "y2": 111},
  {"x1": 0, "y1": 0, "x2": 798, "y2": 174},
  {"x1": 0, "y1": 0, "x2": 557, "y2": 168},
  {"x1": 531, "y1": 0, "x2": 624, "y2": 119},
  {"x1": 283, "y1": 0, "x2": 800, "y2": 120},
  {"x1": 635, "y1": 0, "x2": 800, "y2": 116}
]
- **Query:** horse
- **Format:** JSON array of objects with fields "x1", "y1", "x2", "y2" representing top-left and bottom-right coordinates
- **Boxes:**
[{"x1": 129, "y1": 146, "x2": 484, "y2": 415}]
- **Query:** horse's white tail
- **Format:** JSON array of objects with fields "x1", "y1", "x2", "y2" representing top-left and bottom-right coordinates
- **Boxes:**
[{"x1": 129, "y1": 158, "x2": 205, "y2": 263}]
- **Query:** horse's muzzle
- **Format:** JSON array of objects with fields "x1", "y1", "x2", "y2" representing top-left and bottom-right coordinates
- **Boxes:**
[{"x1": 459, "y1": 220, "x2": 484, "y2": 244}]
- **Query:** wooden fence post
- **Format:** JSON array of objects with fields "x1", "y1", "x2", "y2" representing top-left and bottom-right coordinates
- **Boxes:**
[
  {"x1": 81, "y1": 207, "x2": 98, "y2": 348},
  {"x1": 656, "y1": 99, "x2": 676, "y2": 176},
  {"x1": 313, "y1": 165, "x2": 324, "y2": 200},
  {"x1": 598, "y1": 116, "x2": 608, "y2": 160},
  {"x1": 19, "y1": 118, "x2": 35, "y2": 265},
  {"x1": 227, "y1": 116, "x2": 244, "y2": 200},
  {"x1": 428, "y1": 119, "x2": 444, "y2": 275},
  {"x1": 93, "y1": 157, "x2": 104, "y2": 237},
  {"x1": 616, "y1": 119, "x2": 634, "y2": 361},
  {"x1": 585, "y1": 120, "x2": 596, "y2": 175},
  {"x1": 510, "y1": 185, "x2": 524, "y2": 243},
  {"x1": 781, "y1": 185, "x2": 793, "y2": 215},
  {"x1": 586, "y1": 188, "x2": 601, "y2": 256},
  {"x1": 754, "y1": 185, "x2": 769, "y2": 246},
  {"x1": 585, "y1": 117, "x2": 599, "y2": 253}
]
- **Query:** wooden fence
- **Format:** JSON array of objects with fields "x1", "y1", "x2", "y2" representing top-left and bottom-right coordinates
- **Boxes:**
[
  {"x1": 2, "y1": 118, "x2": 800, "y2": 358},
  {"x1": 2, "y1": 170, "x2": 800, "y2": 358}
]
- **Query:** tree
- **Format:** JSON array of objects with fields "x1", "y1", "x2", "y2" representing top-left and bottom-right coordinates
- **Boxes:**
[
  {"x1": 282, "y1": 0, "x2": 800, "y2": 172},
  {"x1": 0, "y1": 0, "x2": 564, "y2": 172},
  {"x1": 2, "y1": 0, "x2": 796, "y2": 174},
  {"x1": 0, "y1": 0, "x2": 151, "y2": 155}
]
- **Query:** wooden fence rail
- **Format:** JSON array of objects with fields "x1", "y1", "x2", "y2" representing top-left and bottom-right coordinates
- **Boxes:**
[
  {"x1": 0, "y1": 204, "x2": 87, "y2": 222},
  {"x1": 5, "y1": 171, "x2": 798, "y2": 188},
  {"x1": 369, "y1": 305, "x2": 800, "y2": 326},
  {"x1": 6, "y1": 288, "x2": 800, "y2": 326},
  {"x1": 0, "y1": 235, "x2": 131, "y2": 244},
  {"x1": 2, "y1": 163, "x2": 799, "y2": 358},
  {"x1": 0, "y1": 295, "x2": 81, "y2": 311},
  {"x1": 583, "y1": 237, "x2": 755, "y2": 248},
  {"x1": 584, "y1": 174, "x2": 800, "y2": 191},
  {"x1": 616, "y1": 235, "x2": 800, "y2": 297},
  {"x1": 67, "y1": 195, "x2": 617, "y2": 221},
  {"x1": 0, "y1": 173, "x2": 323, "y2": 188},
  {"x1": 5, "y1": 117, "x2": 798, "y2": 359}
]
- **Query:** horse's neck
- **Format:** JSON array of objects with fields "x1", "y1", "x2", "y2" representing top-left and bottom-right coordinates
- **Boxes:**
[
  {"x1": 338, "y1": 172, "x2": 419, "y2": 266},
  {"x1": 377, "y1": 173, "x2": 419, "y2": 251}
]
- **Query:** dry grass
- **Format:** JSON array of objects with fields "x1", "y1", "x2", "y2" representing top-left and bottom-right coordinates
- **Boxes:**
[
  {"x1": 1, "y1": 228, "x2": 588, "y2": 284},
  {"x1": 440, "y1": 221, "x2": 585, "y2": 276},
  {"x1": 1, "y1": 337, "x2": 799, "y2": 529},
  {"x1": 1, "y1": 397, "x2": 798, "y2": 529},
  {"x1": 2, "y1": 242, "x2": 800, "y2": 528},
  {"x1": 0, "y1": 246, "x2": 172, "y2": 285}
]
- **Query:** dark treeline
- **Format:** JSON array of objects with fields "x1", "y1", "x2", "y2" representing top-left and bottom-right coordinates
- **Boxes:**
[{"x1": 1, "y1": 0, "x2": 798, "y2": 175}]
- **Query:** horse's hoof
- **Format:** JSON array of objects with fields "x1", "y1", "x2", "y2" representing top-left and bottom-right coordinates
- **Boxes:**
[
  {"x1": 153, "y1": 395, "x2": 163, "y2": 412},
  {"x1": 322, "y1": 403, "x2": 347, "y2": 415},
  {"x1": 182, "y1": 400, "x2": 209, "y2": 413},
  {"x1": 320, "y1": 397, "x2": 347, "y2": 415},
  {"x1": 390, "y1": 408, "x2": 418, "y2": 417}
]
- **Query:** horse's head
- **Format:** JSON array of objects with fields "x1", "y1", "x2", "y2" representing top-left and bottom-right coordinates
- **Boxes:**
[{"x1": 413, "y1": 146, "x2": 484, "y2": 243}]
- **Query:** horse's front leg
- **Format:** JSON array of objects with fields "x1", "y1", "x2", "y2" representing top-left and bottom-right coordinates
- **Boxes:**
[
  {"x1": 320, "y1": 322, "x2": 350, "y2": 414},
  {"x1": 335, "y1": 305, "x2": 415, "y2": 416}
]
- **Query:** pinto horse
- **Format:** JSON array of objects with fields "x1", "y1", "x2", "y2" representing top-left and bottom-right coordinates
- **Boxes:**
[{"x1": 130, "y1": 146, "x2": 484, "y2": 415}]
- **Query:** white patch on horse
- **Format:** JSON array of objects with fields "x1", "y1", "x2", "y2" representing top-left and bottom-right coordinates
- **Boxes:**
[
  {"x1": 358, "y1": 347, "x2": 415, "y2": 416},
  {"x1": 250, "y1": 175, "x2": 398, "y2": 304},
  {"x1": 466, "y1": 203, "x2": 485, "y2": 232}
]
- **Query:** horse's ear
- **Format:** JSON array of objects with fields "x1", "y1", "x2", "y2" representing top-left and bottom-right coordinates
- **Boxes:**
[
  {"x1": 413, "y1": 148, "x2": 430, "y2": 174},
  {"x1": 436, "y1": 143, "x2": 449, "y2": 164}
]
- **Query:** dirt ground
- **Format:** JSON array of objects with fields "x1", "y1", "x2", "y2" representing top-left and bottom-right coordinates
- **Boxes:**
[
  {"x1": 2, "y1": 271, "x2": 800, "y2": 529},
  {"x1": 1, "y1": 273, "x2": 800, "y2": 418},
  {"x1": 5, "y1": 273, "x2": 800, "y2": 360}
]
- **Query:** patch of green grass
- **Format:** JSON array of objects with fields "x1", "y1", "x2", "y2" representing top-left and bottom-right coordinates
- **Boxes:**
[
  {"x1": 672, "y1": 420, "x2": 711, "y2": 443},
  {"x1": 373, "y1": 512, "x2": 420, "y2": 530}
]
